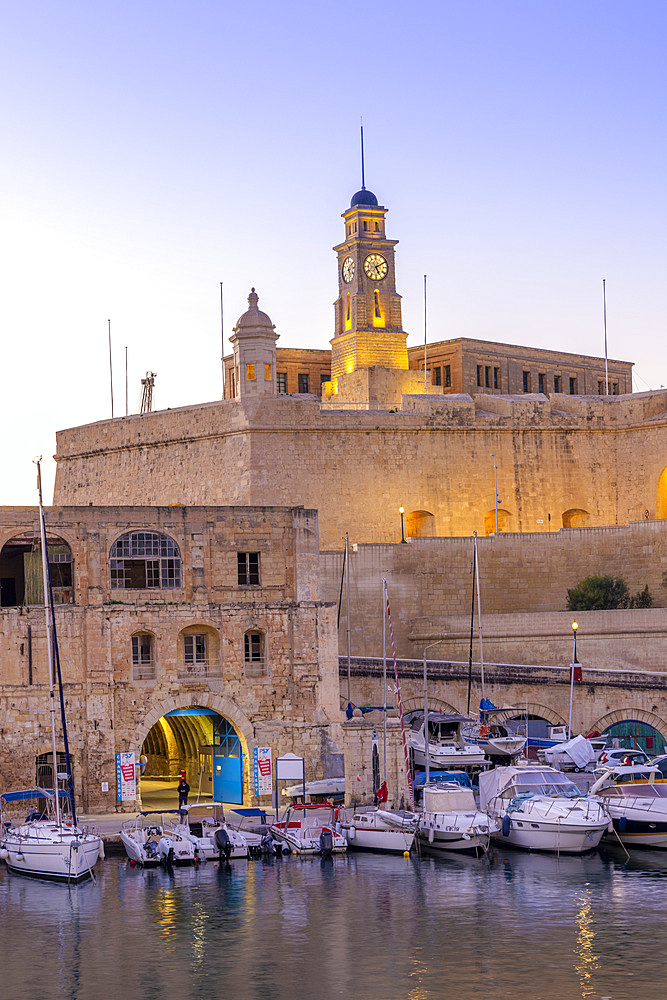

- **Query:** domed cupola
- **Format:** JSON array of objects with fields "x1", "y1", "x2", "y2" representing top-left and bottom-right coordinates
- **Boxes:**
[
  {"x1": 350, "y1": 188, "x2": 379, "y2": 208},
  {"x1": 229, "y1": 288, "x2": 279, "y2": 401}
]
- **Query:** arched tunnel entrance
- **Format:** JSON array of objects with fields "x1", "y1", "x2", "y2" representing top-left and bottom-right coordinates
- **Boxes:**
[
  {"x1": 140, "y1": 706, "x2": 244, "y2": 808},
  {"x1": 601, "y1": 719, "x2": 666, "y2": 756}
]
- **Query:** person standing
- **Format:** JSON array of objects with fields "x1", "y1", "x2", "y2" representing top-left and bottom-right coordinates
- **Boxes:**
[{"x1": 178, "y1": 775, "x2": 190, "y2": 807}]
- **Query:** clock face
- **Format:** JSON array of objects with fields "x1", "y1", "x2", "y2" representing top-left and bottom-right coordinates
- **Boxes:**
[
  {"x1": 342, "y1": 256, "x2": 355, "y2": 283},
  {"x1": 364, "y1": 253, "x2": 388, "y2": 280}
]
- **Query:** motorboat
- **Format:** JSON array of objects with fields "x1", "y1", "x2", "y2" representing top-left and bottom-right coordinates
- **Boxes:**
[
  {"x1": 120, "y1": 811, "x2": 197, "y2": 866},
  {"x1": 407, "y1": 711, "x2": 486, "y2": 770},
  {"x1": 542, "y1": 734, "x2": 598, "y2": 772},
  {"x1": 462, "y1": 719, "x2": 526, "y2": 761},
  {"x1": 178, "y1": 803, "x2": 268, "y2": 860},
  {"x1": 270, "y1": 802, "x2": 347, "y2": 855},
  {"x1": 339, "y1": 807, "x2": 418, "y2": 853},
  {"x1": 478, "y1": 764, "x2": 610, "y2": 853},
  {"x1": 0, "y1": 788, "x2": 102, "y2": 883},
  {"x1": 417, "y1": 774, "x2": 498, "y2": 855},
  {"x1": 283, "y1": 777, "x2": 345, "y2": 801},
  {"x1": 590, "y1": 765, "x2": 667, "y2": 848}
]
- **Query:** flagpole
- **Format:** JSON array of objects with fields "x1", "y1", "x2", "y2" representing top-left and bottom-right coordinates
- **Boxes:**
[
  {"x1": 423, "y1": 274, "x2": 427, "y2": 394},
  {"x1": 568, "y1": 622, "x2": 578, "y2": 738},
  {"x1": 603, "y1": 279, "x2": 609, "y2": 396}
]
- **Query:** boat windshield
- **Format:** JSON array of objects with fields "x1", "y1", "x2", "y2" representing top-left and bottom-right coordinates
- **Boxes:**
[
  {"x1": 612, "y1": 784, "x2": 667, "y2": 798},
  {"x1": 514, "y1": 771, "x2": 581, "y2": 797}
]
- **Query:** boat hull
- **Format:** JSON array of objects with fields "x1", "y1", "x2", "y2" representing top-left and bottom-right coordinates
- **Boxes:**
[
  {"x1": 343, "y1": 826, "x2": 414, "y2": 853},
  {"x1": 493, "y1": 819, "x2": 608, "y2": 854},
  {"x1": 3, "y1": 832, "x2": 101, "y2": 882}
]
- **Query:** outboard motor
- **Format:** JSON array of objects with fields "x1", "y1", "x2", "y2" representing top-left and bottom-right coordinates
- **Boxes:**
[
  {"x1": 319, "y1": 830, "x2": 334, "y2": 856},
  {"x1": 215, "y1": 827, "x2": 233, "y2": 861}
]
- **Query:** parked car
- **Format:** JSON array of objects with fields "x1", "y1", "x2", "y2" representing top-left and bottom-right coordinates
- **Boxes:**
[
  {"x1": 596, "y1": 748, "x2": 649, "y2": 769},
  {"x1": 647, "y1": 754, "x2": 667, "y2": 778}
]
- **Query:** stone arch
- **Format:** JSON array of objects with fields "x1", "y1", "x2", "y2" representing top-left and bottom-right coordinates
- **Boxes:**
[
  {"x1": 136, "y1": 693, "x2": 255, "y2": 805},
  {"x1": 589, "y1": 708, "x2": 667, "y2": 740},
  {"x1": 402, "y1": 696, "x2": 459, "y2": 715},
  {"x1": 562, "y1": 508, "x2": 590, "y2": 529},
  {"x1": 406, "y1": 510, "x2": 436, "y2": 538},
  {"x1": 505, "y1": 703, "x2": 565, "y2": 727},
  {"x1": 657, "y1": 467, "x2": 667, "y2": 519},
  {"x1": 136, "y1": 691, "x2": 254, "y2": 761},
  {"x1": 483, "y1": 508, "x2": 512, "y2": 535}
]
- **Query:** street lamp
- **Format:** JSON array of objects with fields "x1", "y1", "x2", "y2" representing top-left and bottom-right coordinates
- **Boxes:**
[
  {"x1": 399, "y1": 506, "x2": 406, "y2": 543},
  {"x1": 491, "y1": 454, "x2": 501, "y2": 534},
  {"x1": 568, "y1": 621, "x2": 578, "y2": 739},
  {"x1": 423, "y1": 639, "x2": 446, "y2": 785}
]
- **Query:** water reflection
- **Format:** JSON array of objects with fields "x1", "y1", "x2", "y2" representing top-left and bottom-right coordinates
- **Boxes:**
[{"x1": 1, "y1": 849, "x2": 666, "y2": 1000}]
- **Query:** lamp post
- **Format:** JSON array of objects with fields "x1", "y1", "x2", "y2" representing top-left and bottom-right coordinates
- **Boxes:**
[
  {"x1": 399, "y1": 506, "x2": 406, "y2": 543},
  {"x1": 568, "y1": 621, "x2": 578, "y2": 739},
  {"x1": 423, "y1": 639, "x2": 446, "y2": 785},
  {"x1": 491, "y1": 454, "x2": 501, "y2": 534}
]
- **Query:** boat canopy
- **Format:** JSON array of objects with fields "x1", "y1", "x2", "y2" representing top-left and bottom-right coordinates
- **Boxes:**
[
  {"x1": 0, "y1": 788, "x2": 56, "y2": 803},
  {"x1": 478, "y1": 765, "x2": 580, "y2": 810}
]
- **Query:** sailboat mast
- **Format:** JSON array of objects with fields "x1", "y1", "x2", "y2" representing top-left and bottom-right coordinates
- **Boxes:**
[
  {"x1": 35, "y1": 457, "x2": 61, "y2": 827},
  {"x1": 382, "y1": 578, "x2": 387, "y2": 784},
  {"x1": 474, "y1": 532, "x2": 485, "y2": 699}
]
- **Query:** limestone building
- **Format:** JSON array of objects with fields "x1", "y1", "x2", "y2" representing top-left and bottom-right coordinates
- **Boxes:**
[{"x1": 0, "y1": 504, "x2": 341, "y2": 811}]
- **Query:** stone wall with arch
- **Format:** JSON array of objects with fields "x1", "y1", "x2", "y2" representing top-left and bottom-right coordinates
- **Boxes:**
[{"x1": 657, "y1": 467, "x2": 667, "y2": 520}]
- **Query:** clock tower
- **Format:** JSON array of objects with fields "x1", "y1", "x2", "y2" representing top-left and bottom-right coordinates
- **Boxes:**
[{"x1": 330, "y1": 186, "x2": 408, "y2": 380}]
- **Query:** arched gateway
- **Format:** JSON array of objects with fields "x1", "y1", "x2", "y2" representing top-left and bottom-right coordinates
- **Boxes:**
[{"x1": 137, "y1": 694, "x2": 253, "y2": 806}]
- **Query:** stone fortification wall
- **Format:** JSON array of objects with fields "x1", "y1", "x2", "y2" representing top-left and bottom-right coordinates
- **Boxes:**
[
  {"x1": 323, "y1": 519, "x2": 667, "y2": 665},
  {"x1": 53, "y1": 391, "x2": 667, "y2": 550}
]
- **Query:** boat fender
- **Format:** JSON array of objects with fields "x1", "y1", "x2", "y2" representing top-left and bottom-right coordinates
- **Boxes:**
[
  {"x1": 607, "y1": 820, "x2": 614, "y2": 833},
  {"x1": 618, "y1": 816, "x2": 627, "y2": 833},
  {"x1": 349, "y1": 825, "x2": 355, "y2": 842},
  {"x1": 501, "y1": 815, "x2": 511, "y2": 838},
  {"x1": 428, "y1": 827, "x2": 434, "y2": 844},
  {"x1": 98, "y1": 840, "x2": 106, "y2": 861},
  {"x1": 0, "y1": 848, "x2": 8, "y2": 860}
]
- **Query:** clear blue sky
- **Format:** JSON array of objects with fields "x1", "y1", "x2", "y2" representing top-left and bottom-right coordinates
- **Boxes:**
[{"x1": 2, "y1": 0, "x2": 666, "y2": 503}]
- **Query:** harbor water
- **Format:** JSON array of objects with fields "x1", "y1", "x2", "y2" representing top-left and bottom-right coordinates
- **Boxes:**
[{"x1": 2, "y1": 845, "x2": 666, "y2": 1000}]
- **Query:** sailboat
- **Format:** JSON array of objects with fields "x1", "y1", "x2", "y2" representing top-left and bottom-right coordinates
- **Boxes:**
[{"x1": 0, "y1": 459, "x2": 101, "y2": 882}]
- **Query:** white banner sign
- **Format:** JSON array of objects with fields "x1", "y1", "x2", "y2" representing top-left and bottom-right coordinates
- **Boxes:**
[
  {"x1": 116, "y1": 751, "x2": 136, "y2": 802},
  {"x1": 253, "y1": 746, "x2": 273, "y2": 795}
]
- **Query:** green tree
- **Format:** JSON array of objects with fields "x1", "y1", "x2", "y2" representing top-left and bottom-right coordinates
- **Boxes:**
[{"x1": 566, "y1": 575, "x2": 653, "y2": 610}]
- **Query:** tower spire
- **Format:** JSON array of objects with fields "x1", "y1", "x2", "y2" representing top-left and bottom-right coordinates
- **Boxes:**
[{"x1": 360, "y1": 118, "x2": 366, "y2": 190}]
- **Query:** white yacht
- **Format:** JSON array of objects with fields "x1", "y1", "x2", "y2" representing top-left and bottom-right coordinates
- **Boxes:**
[
  {"x1": 407, "y1": 712, "x2": 486, "y2": 770},
  {"x1": 590, "y1": 765, "x2": 667, "y2": 848},
  {"x1": 417, "y1": 778, "x2": 498, "y2": 854},
  {"x1": 478, "y1": 764, "x2": 609, "y2": 853},
  {"x1": 0, "y1": 789, "x2": 102, "y2": 883},
  {"x1": 176, "y1": 803, "x2": 265, "y2": 860},
  {"x1": 340, "y1": 808, "x2": 418, "y2": 853}
]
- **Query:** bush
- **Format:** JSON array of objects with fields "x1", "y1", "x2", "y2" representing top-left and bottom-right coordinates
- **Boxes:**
[{"x1": 566, "y1": 575, "x2": 652, "y2": 611}]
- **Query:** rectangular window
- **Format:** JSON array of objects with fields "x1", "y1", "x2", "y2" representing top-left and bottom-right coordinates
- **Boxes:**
[
  {"x1": 246, "y1": 363, "x2": 255, "y2": 381},
  {"x1": 477, "y1": 365, "x2": 483, "y2": 387},
  {"x1": 131, "y1": 634, "x2": 155, "y2": 680},
  {"x1": 522, "y1": 370, "x2": 530, "y2": 393},
  {"x1": 237, "y1": 552, "x2": 260, "y2": 586},
  {"x1": 264, "y1": 363, "x2": 271, "y2": 380},
  {"x1": 433, "y1": 366, "x2": 442, "y2": 386},
  {"x1": 485, "y1": 366, "x2": 491, "y2": 388},
  {"x1": 277, "y1": 372, "x2": 287, "y2": 394},
  {"x1": 613, "y1": 383, "x2": 618, "y2": 395},
  {"x1": 493, "y1": 367, "x2": 499, "y2": 390},
  {"x1": 320, "y1": 373, "x2": 329, "y2": 390},
  {"x1": 444, "y1": 365, "x2": 451, "y2": 388},
  {"x1": 554, "y1": 375, "x2": 561, "y2": 393},
  {"x1": 298, "y1": 373, "x2": 309, "y2": 394},
  {"x1": 569, "y1": 377, "x2": 577, "y2": 394},
  {"x1": 598, "y1": 380, "x2": 604, "y2": 395},
  {"x1": 538, "y1": 373, "x2": 545, "y2": 394},
  {"x1": 184, "y1": 634, "x2": 207, "y2": 664}
]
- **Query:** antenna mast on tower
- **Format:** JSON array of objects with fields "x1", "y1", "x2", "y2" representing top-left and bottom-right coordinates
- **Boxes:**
[
  {"x1": 140, "y1": 372, "x2": 157, "y2": 414},
  {"x1": 360, "y1": 118, "x2": 366, "y2": 190}
]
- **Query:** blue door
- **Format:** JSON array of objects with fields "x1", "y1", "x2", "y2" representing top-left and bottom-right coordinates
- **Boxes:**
[{"x1": 212, "y1": 717, "x2": 244, "y2": 804}]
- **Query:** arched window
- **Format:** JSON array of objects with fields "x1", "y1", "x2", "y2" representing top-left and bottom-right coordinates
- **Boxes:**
[
  {"x1": 484, "y1": 508, "x2": 512, "y2": 535},
  {"x1": 178, "y1": 625, "x2": 221, "y2": 679},
  {"x1": 406, "y1": 510, "x2": 436, "y2": 537},
  {"x1": 110, "y1": 531, "x2": 181, "y2": 590}
]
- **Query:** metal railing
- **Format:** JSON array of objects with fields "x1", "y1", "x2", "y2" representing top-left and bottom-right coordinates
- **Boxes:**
[{"x1": 177, "y1": 659, "x2": 222, "y2": 680}]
